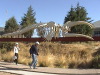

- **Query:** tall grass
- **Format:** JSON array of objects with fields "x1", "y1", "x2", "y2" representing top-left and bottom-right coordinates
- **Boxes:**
[
  {"x1": 0, "y1": 51, "x2": 2, "y2": 61},
  {"x1": 1, "y1": 51, "x2": 14, "y2": 62},
  {"x1": 0, "y1": 42, "x2": 100, "y2": 68},
  {"x1": 38, "y1": 53, "x2": 55, "y2": 67}
]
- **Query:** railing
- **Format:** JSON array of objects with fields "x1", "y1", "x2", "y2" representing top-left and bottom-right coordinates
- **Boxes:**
[{"x1": 0, "y1": 36, "x2": 99, "y2": 42}]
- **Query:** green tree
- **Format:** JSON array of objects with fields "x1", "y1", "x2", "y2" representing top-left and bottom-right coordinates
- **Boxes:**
[
  {"x1": 20, "y1": 6, "x2": 36, "y2": 38},
  {"x1": 4, "y1": 17, "x2": 18, "y2": 33},
  {"x1": 64, "y1": 6, "x2": 77, "y2": 23},
  {"x1": 64, "y1": 3, "x2": 93, "y2": 36}
]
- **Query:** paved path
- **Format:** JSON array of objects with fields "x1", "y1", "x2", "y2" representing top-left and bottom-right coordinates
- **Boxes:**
[
  {"x1": 0, "y1": 66, "x2": 57, "y2": 75},
  {"x1": 0, "y1": 62, "x2": 100, "y2": 75}
]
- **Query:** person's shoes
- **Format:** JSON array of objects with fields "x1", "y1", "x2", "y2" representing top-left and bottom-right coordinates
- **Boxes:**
[
  {"x1": 30, "y1": 66, "x2": 33, "y2": 69},
  {"x1": 33, "y1": 67, "x2": 37, "y2": 69}
]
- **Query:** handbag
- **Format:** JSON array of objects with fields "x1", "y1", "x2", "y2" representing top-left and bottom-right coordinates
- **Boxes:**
[{"x1": 13, "y1": 56, "x2": 17, "y2": 60}]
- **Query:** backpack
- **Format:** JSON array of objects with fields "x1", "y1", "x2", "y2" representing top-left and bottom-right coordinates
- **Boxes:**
[{"x1": 29, "y1": 45, "x2": 33, "y2": 54}]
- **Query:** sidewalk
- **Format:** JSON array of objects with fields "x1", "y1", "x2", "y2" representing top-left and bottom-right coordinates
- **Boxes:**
[{"x1": 0, "y1": 61, "x2": 100, "y2": 75}]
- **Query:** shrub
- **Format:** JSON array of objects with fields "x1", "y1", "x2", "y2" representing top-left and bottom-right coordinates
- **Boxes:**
[
  {"x1": 0, "y1": 51, "x2": 2, "y2": 61},
  {"x1": 54, "y1": 55, "x2": 68, "y2": 68},
  {"x1": 38, "y1": 53, "x2": 55, "y2": 67},
  {"x1": 18, "y1": 56, "x2": 31, "y2": 65},
  {"x1": 0, "y1": 42, "x2": 15, "y2": 51},
  {"x1": 0, "y1": 48, "x2": 7, "y2": 54},
  {"x1": 0, "y1": 42, "x2": 100, "y2": 69},
  {"x1": 92, "y1": 55, "x2": 100, "y2": 68},
  {"x1": 1, "y1": 51, "x2": 14, "y2": 62}
]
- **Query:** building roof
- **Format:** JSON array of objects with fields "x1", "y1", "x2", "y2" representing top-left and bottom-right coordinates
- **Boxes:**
[{"x1": 93, "y1": 20, "x2": 100, "y2": 28}]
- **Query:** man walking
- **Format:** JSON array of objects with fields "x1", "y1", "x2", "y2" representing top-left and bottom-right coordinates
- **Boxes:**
[{"x1": 30, "y1": 41, "x2": 39, "y2": 69}]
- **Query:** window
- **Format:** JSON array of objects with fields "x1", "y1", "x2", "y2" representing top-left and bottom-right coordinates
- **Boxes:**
[{"x1": 94, "y1": 31, "x2": 100, "y2": 36}]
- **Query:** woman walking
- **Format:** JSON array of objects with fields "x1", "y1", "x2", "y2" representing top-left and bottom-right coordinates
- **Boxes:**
[{"x1": 14, "y1": 43, "x2": 20, "y2": 65}]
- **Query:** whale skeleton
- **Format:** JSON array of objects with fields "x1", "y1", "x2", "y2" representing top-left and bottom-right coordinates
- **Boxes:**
[{"x1": 1, "y1": 21, "x2": 94, "y2": 41}]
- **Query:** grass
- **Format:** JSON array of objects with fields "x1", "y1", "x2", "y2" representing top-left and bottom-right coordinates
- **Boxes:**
[
  {"x1": 0, "y1": 51, "x2": 2, "y2": 61},
  {"x1": 0, "y1": 41, "x2": 100, "y2": 68},
  {"x1": 1, "y1": 51, "x2": 14, "y2": 62},
  {"x1": 38, "y1": 53, "x2": 55, "y2": 67}
]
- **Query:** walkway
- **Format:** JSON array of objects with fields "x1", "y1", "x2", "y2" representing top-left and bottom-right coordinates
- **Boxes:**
[{"x1": 0, "y1": 62, "x2": 100, "y2": 75}]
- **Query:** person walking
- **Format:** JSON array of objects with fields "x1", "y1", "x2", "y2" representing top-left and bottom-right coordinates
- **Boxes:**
[
  {"x1": 14, "y1": 42, "x2": 20, "y2": 65},
  {"x1": 30, "y1": 41, "x2": 39, "y2": 69}
]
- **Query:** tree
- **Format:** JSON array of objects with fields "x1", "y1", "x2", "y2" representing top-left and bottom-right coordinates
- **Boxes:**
[
  {"x1": 20, "y1": 6, "x2": 36, "y2": 38},
  {"x1": 64, "y1": 6, "x2": 77, "y2": 23},
  {"x1": 64, "y1": 3, "x2": 93, "y2": 36},
  {"x1": 5, "y1": 17, "x2": 18, "y2": 33}
]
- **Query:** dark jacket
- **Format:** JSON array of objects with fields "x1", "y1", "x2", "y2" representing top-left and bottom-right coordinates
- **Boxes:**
[{"x1": 30, "y1": 45, "x2": 39, "y2": 55}]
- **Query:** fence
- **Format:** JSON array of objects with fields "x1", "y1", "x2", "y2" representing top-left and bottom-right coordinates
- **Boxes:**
[{"x1": 0, "y1": 36, "x2": 99, "y2": 42}]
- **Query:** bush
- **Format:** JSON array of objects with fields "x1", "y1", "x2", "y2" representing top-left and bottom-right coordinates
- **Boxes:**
[
  {"x1": 18, "y1": 55, "x2": 31, "y2": 65},
  {"x1": 54, "y1": 55, "x2": 67, "y2": 68},
  {"x1": 1, "y1": 51, "x2": 14, "y2": 62},
  {"x1": 0, "y1": 48, "x2": 7, "y2": 54},
  {"x1": 0, "y1": 42, "x2": 100, "y2": 69},
  {"x1": 0, "y1": 42, "x2": 15, "y2": 51},
  {"x1": 0, "y1": 51, "x2": 2, "y2": 61},
  {"x1": 92, "y1": 55, "x2": 100, "y2": 68},
  {"x1": 38, "y1": 53, "x2": 55, "y2": 67}
]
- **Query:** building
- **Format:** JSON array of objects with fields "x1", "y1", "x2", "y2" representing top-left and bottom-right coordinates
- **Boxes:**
[{"x1": 93, "y1": 20, "x2": 100, "y2": 36}]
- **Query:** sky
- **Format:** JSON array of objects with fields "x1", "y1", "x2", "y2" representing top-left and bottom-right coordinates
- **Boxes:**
[{"x1": 0, "y1": 0, "x2": 100, "y2": 28}]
